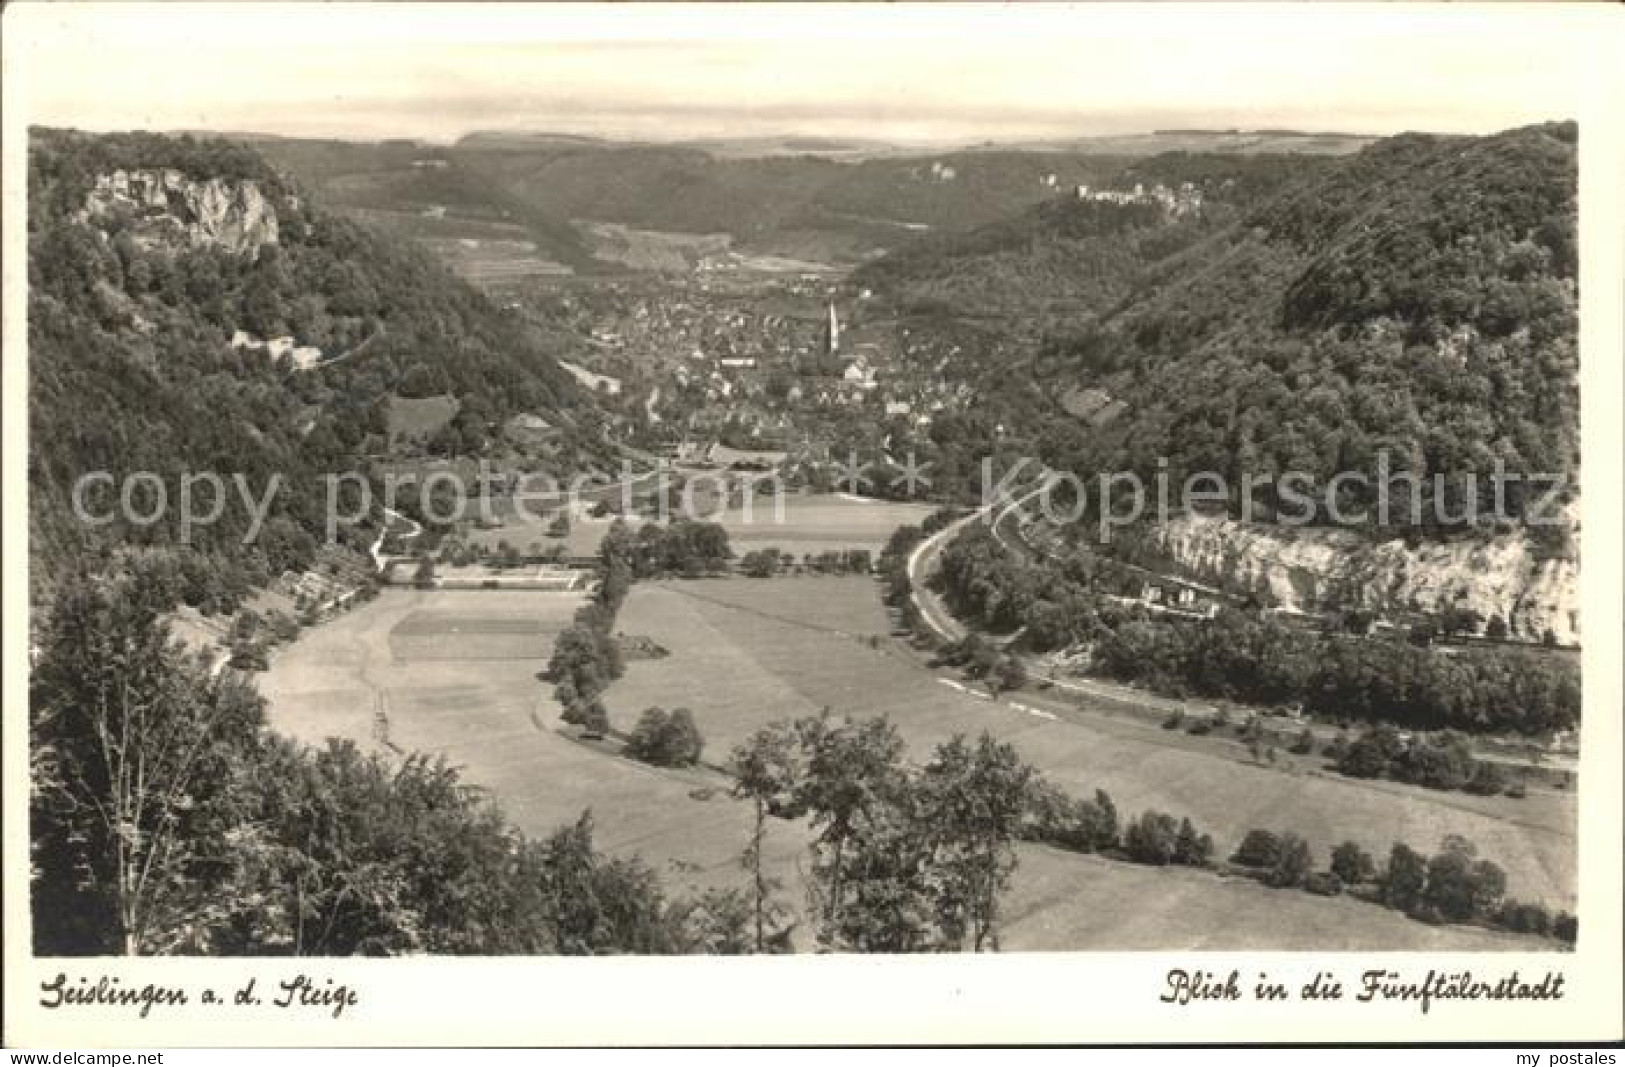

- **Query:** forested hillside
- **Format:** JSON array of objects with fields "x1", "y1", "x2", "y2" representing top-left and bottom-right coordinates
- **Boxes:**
[
  {"x1": 861, "y1": 123, "x2": 1580, "y2": 538},
  {"x1": 27, "y1": 129, "x2": 609, "y2": 611}
]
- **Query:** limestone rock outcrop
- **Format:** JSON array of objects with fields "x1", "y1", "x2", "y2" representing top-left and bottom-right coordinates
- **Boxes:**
[{"x1": 82, "y1": 169, "x2": 279, "y2": 256}]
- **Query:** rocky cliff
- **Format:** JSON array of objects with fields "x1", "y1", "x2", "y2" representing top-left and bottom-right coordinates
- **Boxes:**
[
  {"x1": 81, "y1": 169, "x2": 279, "y2": 256},
  {"x1": 1149, "y1": 513, "x2": 1580, "y2": 645}
]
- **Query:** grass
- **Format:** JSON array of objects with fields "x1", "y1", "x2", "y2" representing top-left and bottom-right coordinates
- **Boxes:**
[
  {"x1": 607, "y1": 577, "x2": 1577, "y2": 916},
  {"x1": 712, "y1": 494, "x2": 936, "y2": 559},
  {"x1": 260, "y1": 580, "x2": 1572, "y2": 950},
  {"x1": 387, "y1": 394, "x2": 460, "y2": 446},
  {"x1": 461, "y1": 492, "x2": 938, "y2": 565},
  {"x1": 261, "y1": 588, "x2": 798, "y2": 902}
]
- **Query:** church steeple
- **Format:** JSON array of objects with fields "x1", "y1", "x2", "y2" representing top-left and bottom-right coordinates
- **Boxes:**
[{"x1": 824, "y1": 300, "x2": 840, "y2": 358}]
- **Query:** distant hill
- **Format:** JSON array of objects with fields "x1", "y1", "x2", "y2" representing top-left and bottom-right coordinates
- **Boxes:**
[
  {"x1": 253, "y1": 137, "x2": 597, "y2": 270},
  {"x1": 986, "y1": 129, "x2": 1378, "y2": 156},
  {"x1": 448, "y1": 143, "x2": 1204, "y2": 265},
  {"x1": 254, "y1": 130, "x2": 1386, "y2": 270},
  {"x1": 853, "y1": 152, "x2": 1326, "y2": 326},
  {"x1": 858, "y1": 122, "x2": 1579, "y2": 536}
]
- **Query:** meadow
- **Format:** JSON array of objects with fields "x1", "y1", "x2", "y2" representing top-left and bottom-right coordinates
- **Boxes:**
[
  {"x1": 463, "y1": 492, "x2": 938, "y2": 564},
  {"x1": 606, "y1": 577, "x2": 1577, "y2": 914},
  {"x1": 260, "y1": 577, "x2": 1571, "y2": 950}
]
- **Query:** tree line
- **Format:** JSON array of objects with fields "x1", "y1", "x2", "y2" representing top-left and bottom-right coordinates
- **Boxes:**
[{"x1": 930, "y1": 526, "x2": 1579, "y2": 737}]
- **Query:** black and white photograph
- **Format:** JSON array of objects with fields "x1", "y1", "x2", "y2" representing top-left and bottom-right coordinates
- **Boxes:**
[{"x1": 4, "y1": 1, "x2": 1621, "y2": 1048}]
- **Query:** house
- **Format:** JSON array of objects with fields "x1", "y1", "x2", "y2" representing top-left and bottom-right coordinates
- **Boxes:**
[
  {"x1": 842, "y1": 360, "x2": 877, "y2": 389},
  {"x1": 287, "y1": 346, "x2": 324, "y2": 371},
  {"x1": 885, "y1": 400, "x2": 912, "y2": 417},
  {"x1": 265, "y1": 336, "x2": 296, "y2": 360}
]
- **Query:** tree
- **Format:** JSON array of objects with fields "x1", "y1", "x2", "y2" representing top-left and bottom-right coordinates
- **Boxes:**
[
  {"x1": 625, "y1": 707, "x2": 704, "y2": 768},
  {"x1": 1267, "y1": 833, "x2": 1312, "y2": 889},
  {"x1": 521, "y1": 811, "x2": 684, "y2": 954},
  {"x1": 1232, "y1": 829, "x2": 1284, "y2": 869},
  {"x1": 1338, "y1": 725, "x2": 1403, "y2": 779},
  {"x1": 1330, "y1": 841, "x2": 1376, "y2": 885},
  {"x1": 1464, "y1": 760, "x2": 1509, "y2": 796},
  {"x1": 1423, "y1": 836, "x2": 1506, "y2": 923},
  {"x1": 793, "y1": 714, "x2": 911, "y2": 946},
  {"x1": 1380, "y1": 843, "x2": 1428, "y2": 913},
  {"x1": 30, "y1": 575, "x2": 265, "y2": 954},
  {"x1": 670, "y1": 887, "x2": 756, "y2": 955},
  {"x1": 740, "y1": 549, "x2": 779, "y2": 578},
  {"x1": 916, "y1": 734, "x2": 1034, "y2": 951},
  {"x1": 1173, "y1": 818, "x2": 1214, "y2": 867},
  {"x1": 729, "y1": 724, "x2": 801, "y2": 952},
  {"x1": 1123, "y1": 811, "x2": 1182, "y2": 866},
  {"x1": 413, "y1": 556, "x2": 437, "y2": 589},
  {"x1": 1394, "y1": 732, "x2": 1473, "y2": 791},
  {"x1": 990, "y1": 654, "x2": 1028, "y2": 695},
  {"x1": 579, "y1": 701, "x2": 610, "y2": 740}
]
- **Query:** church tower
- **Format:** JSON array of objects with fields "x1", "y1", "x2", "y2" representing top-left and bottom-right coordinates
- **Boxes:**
[{"x1": 823, "y1": 301, "x2": 841, "y2": 358}]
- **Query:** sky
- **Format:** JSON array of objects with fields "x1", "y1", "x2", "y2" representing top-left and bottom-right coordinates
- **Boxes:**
[{"x1": 8, "y1": 3, "x2": 1607, "y2": 146}]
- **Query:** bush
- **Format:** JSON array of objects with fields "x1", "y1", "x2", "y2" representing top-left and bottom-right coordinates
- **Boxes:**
[
  {"x1": 579, "y1": 700, "x2": 610, "y2": 740},
  {"x1": 1464, "y1": 760, "x2": 1509, "y2": 796},
  {"x1": 624, "y1": 706, "x2": 705, "y2": 767},
  {"x1": 1290, "y1": 728, "x2": 1315, "y2": 755},
  {"x1": 1266, "y1": 833, "x2": 1312, "y2": 889},
  {"x1": 1162, "y1": 710, "x2": 1185, "y2": 730},
  {"x1": 1493, "y1": 901, "x2": 1552, "y2": 936},
  {"x1": 1173, "y1": 817, "x2": 1214, "y2": 867},
  {"x1": 1025, "y1": 784, "x2": 1119, "y2": 854},
  {"x1": 990, "y1": 654, "x2": 1027, "y2": 694},
  {"x1": 1304, "y1": 870, "x2": 1344, "y2": 897},
  {"x1": 1330, "y1": 841, "x2": 1376, "y2": 885},
  {"x1": 1553, "y1": 912, "x2": 1578, "y2": 944},
  {"x1": 229, "y1": 639, "x2": 269, "y2": 671},
  {"x1": 740, "y1": 549, "x2": 780, "y2": 578},
  {"x1": 1232, "y1": 829, "x2": 1283, "y2": 869},
  {"x1": 1380, "y1": 843, "x2": 1428, "y2": 913},
  {"x1": 1394, "y1": 732, "x2": 1474, "y2": 791},
  {"x1": 1123, "y1": 811, "x2": 1181, "y2": 866},
  {"x1": 1338, "y1": 728, "x2": 1398, "y2": 779},
  {"x1": 1422, "y1": 837, "x2": 1506, "y2": 923}
]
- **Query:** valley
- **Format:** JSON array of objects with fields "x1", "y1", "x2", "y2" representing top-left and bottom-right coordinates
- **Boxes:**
[
  {"x1": 27, "y1": 117, "x2": 1585, "y2": 958},
  {"x1": 261, "y1": 576, "x2": 1561, "y2": 950}
]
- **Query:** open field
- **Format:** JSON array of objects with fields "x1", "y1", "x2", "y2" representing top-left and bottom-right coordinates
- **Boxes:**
[
  {"x1": 387, "y1": 393, "x2": 460, "y2": 446},
  {"x1": 260, "y1": 580, "x2": 1569, "y2": 950},
  {"x1": 260, "y1": 589, "x2": 806, "y2": 902},
  {"x1": 352, "y1": 207, "x2": 575, "y2": 283},
  {"x1": 463, "y1": 492, "x2": 938, "y2": 564},
  {"x1": 607, "y1": 577, "x2": 1577, "y2": 916},
  {"x1": 711, "y1": 494, "x2": 936, "y2": 559}
]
